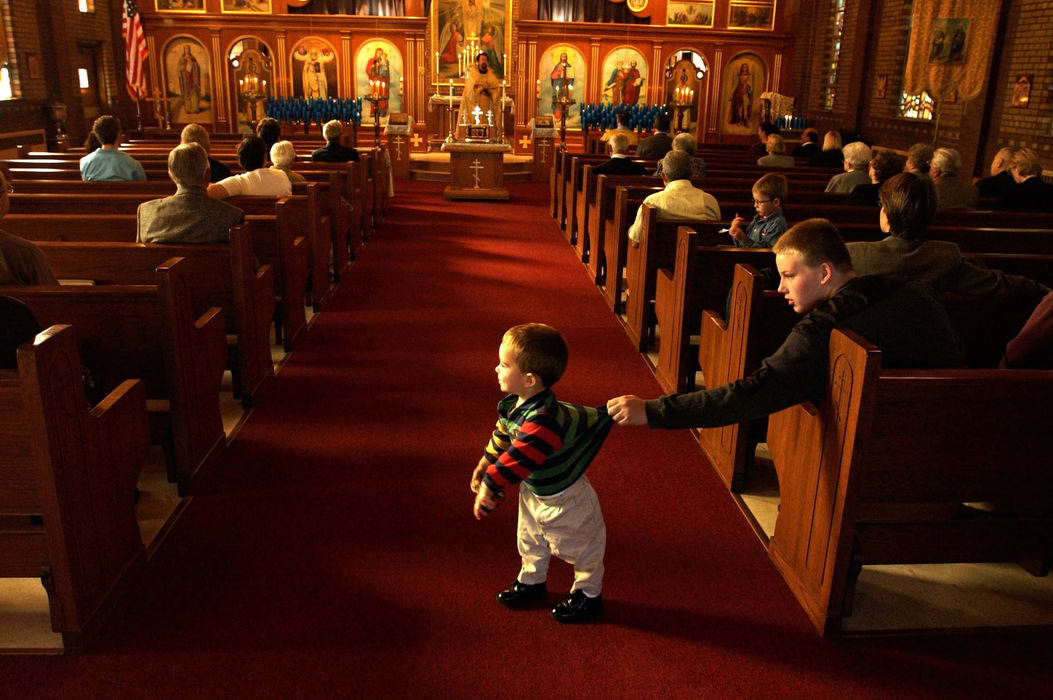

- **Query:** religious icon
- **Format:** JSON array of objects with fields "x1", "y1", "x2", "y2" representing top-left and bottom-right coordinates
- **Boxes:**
[
  {"x1": 292, "y1": 39, "x2": 337, "y2": 101},
  {"x1": 929, "y1": 18, "x2": 968, "y2": 64},
  {"x1": 667, "y1": 1, "x2": 714, "y2": 27},
  {"x1": 875, "y1": 73, "x2": 888, "y2": 99},
  {"x1": 163, "y1": 37, "x2": 212, "y2": 124},
  {"x1": 235, "y1": 46, "x2": 271, "y2": 128},
  {"x1": 221, "y1": 0, "x2": 271, "y2": 12},
  {"x1": 366, "y1": 48, "x2": 391, "y2": 118},
  {"x1": 720, "y1": 53, "x2": 764, "y2": 135},
  {"x1": 1011, "y1": 75, "x2": 1032, "y2": 109},
  {"x1": 550, "y1": 52, "x2": 574, "y2": 118},
  {"x1": 727, "y1": 1, "x2": 775, "y2": 30},
  {"x1": 729, "y1": 63, "x2": 753, "y2": 126},
  {"x1": 432, "y1": 0, "x2": 509, "y2": 82},
  {"x1": 155, "y1": 0, "x2": 205, "y2": 11},
  {"x1": 356, "y1": 40, "x2": 403, "y2": 125},
  {"x1": 601, "y1": 48, "x2": 647, "y2": 107},
  {"x1": 537, "y1": 46, "x2": 584, "y2": 128}
]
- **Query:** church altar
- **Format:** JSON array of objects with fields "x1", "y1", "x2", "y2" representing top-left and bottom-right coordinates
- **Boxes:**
[{"x1": 440, "y1": 141, "x2": 513, "y2": 200}]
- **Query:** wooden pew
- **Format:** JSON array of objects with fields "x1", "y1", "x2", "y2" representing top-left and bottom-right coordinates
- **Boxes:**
[
  {"x1": 1, "y1": 324, "x2": 148, "y2": 651},
  {"x1": 0, "y1": 257, "x2": 228, "y2": 495},
  {"x1": 766, "y1": 328, "x2": 1053, "y2": 637},
  {"x1": 653, "y1": 230, "x2": 779, "y2": 394},
  {"x1": 33, "y1": 224, "x2": 275, "y2": 407},
  {"x1": 7, "y1": 197, "x2": 308, "y2": 351}
]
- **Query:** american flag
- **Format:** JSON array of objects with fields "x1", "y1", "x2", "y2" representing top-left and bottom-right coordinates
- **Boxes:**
[{"x1": 122, "y1": 0, "x2": 148, "y2": 99}]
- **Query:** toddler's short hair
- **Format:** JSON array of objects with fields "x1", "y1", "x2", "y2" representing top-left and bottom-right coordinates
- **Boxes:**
[
  {"x1": 502, "y1": 323, "x2": 569, "y2": 389},
  {"x1": 754, "y1": 173, "x2": 788, "y2": 203}
]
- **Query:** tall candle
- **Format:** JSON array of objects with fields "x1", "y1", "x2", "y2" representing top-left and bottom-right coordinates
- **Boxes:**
[{"x1": 435, "y1": 51, "x2": 440, "y2": 75}]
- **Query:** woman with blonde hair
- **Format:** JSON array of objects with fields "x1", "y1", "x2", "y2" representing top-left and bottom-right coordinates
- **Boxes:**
[{"x1": 809, "y1": 130, "x2": 844, "y2": 168}]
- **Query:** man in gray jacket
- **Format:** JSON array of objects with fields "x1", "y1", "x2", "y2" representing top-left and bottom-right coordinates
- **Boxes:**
[{"x1": 137, "y1": 144, "x2": 244, "y2": 244}]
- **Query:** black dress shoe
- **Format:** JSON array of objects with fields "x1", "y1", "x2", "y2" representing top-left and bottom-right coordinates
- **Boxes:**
[
  {"x1": 551, "y1": 590, "x2": 603, "y2": 623},
  {"x1": 496, "y1": 581, "x2": 548, "y2": 608}
]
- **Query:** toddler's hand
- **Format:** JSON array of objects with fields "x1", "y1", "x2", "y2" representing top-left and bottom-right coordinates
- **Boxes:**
[
  {"x1": 469, "y1": 463, "x2": 486, "y2": 493},
  {"x1": 473, "y1": 484, "x2": 502, "y2": 520}
]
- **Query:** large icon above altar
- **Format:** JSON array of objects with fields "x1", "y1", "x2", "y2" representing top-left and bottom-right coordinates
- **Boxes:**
[{"x1": 433, "y1": 0, "x2": 512, "y2": 83}]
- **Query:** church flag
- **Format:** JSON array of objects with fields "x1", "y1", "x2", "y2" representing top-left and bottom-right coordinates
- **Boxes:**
[{"x1": 122, "y1": 0, "x2": 148, "y2": 99}]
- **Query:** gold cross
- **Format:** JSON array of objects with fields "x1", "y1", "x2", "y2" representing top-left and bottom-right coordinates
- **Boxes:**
[
  {"x1": 518, "y1": 135, "x2": 532, "y2": 150},
  {"x1": 411, "y1": 132, "x2": 423, "y2": 148},
  {"x1": 537, "y1": 138, "x2": 551, "y2": 164},
  {"x1": 392, "y1": 135, "x2": 405, "y2": 160},
  {"x1": 470, "y1": 158, "x2": 484, "y2": 188}
]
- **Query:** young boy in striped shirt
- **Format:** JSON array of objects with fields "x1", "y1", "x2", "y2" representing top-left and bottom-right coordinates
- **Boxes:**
[{"x1": 470, "y1": 323, "x2": 614, "y2": 623}]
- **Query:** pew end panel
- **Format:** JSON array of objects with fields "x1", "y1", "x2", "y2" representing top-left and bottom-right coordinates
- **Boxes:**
[
  {"x1": 2, "y1": 325, "x2": 149, "y2": 651},
  {"x1": 767, "y1": 329, "x2": 1053, "y2": 637}
]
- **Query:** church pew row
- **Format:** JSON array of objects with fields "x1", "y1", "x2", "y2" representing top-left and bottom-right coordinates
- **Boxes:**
[
  {"x1": 6, "y1": 199, "x2": 308, "y2": 351},
  {"x1": 0, "y1": 257, "x2": 227, "y2": 496},
  {"x1": 1, "y1": 324, "x2": 148, "y2": 652},
  {"x1": 8, "y1": 177, "x2": 337, "y2": 310},
  {"x1": 32, "y1": 225, "x2": 275, "y2": 408},
  {"x1": 767, "y1": 328, "x2": 1053, "y2": 637}
]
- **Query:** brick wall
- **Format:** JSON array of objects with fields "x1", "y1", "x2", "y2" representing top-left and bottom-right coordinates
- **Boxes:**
[
  {"x1": 0, "y1": 0, "x2": 47, "y2": 139},
  {"x1": 984, "y1": 0, "x2": 1052, "y2": 168}
]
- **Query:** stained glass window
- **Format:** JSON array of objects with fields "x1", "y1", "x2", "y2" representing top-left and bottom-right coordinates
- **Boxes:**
[
  {"x1": 0, "y1": 0, "x2": 17, "y2": 100},
  {"x1": 820, "y1": 0, "x2": 846, "y2": 111},
  {"x1": 899, "y1": 90, "x2": 935, "y2": 120}
]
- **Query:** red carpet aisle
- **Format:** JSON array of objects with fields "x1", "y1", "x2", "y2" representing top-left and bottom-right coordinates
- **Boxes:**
[{"x1": 2, "y1": 181, "x2": 1050, "y2": 697}]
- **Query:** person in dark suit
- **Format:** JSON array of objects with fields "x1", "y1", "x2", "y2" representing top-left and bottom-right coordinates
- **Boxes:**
[
  {"x1": 137, "y1": 144, "x2": 244, "y2": 244},
  {"x1": 180, "y1": 123, "x2": 232, "y2": 183},
  {"x1": 847, "y1": 172, "x2": 1047, "y2": 298},
  {"x1": 1000, "y1": 147, "x2": 1053, "y2": 213},
  {"x1": 311, "y1": 120, "x2": 360, "y2": 163},
  {"x1": 593, "y1": 132, "x2": 648, "y2": 176},
  {"x1": 845, "y1": 148, "x2": 905, "y2": 206},
  {"x1": 975, "y1": 147, "x2": 1015, "y2": 200},
  {"x1": 790, "y1": 127, "x2": 820, "y2": 158},
  {"x1": 636, "y1": 113, "x2": 674, "y2": 159}
]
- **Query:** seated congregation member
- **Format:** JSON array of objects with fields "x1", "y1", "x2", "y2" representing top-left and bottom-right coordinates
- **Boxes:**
[
  {"x1": 137, "y1": 144, "x2": 244, "y2": 244},
  {"x1": 311, "y1": 119, "x2": 360, "y2": 163},
  {"x1": 845, "y1": 149, "x2": 905, "y2": 206},
  {"x1": 256, "y1": 117, "x2": 282, "y2": 162},
  {"x1": 655, "y1": 133, "x2": 707, "y2": 178},
  {"x1": 181, "y1": 123, "x2": 232, "y2": 183},
  {"x1": 1003, "y1": 290, "x2": 1053, "y2": 369},
  {"x1": 600, "y1": 110, "x2": 638, "y2": 148},
  {"x1": 904, "y1": 142, "x2": 934, "y2": 177},
  {"x1": 0, "y1": 166, "x2": 58, "y2": 285},
  {"x1": 271, "y1": 141, "x2": 307, "y2": 184},
  {"x1": 79, "y1": 115, "x2": 146, "y2": 182},
  {"x1": 975, "y1": 147, "x2": 1016, "y2": 200},
  {"x1": 728, "y1": 173, "x2": 788, "y2": 248},
  {"x1": 747, "y1": 122, "x2": 780, "y2": 163},
  {"x1": 635, "y1": 112, "x2": 674, "y2": 158},
  {"x1": 208, "y1": 136, "x2": 292, "y2": 200},
  {"x1": 627, "y1": 150, "x2": 720, "y2": 245},
  {"x1": 847, "y1": 172, "x2": 1048, "y2": 298},
  {"x1": 593, "y1": 132, "x2": 647, "y2": 176},
  {"x1": 825, "y1": 141, "x2": 872, "y2": 193},
  {"x1": 790, "y1": 127, "x2": 820, "y2": 158},
  {"x1": 757, "y1": 134, "x2": 795, "y2": 167},
  {"x1": 83, "y1": 130, "x2": 102, "y2": 155},
  {"x1": 930, "y1": 147, "x2": 978, "y2": 210},
  {"x1": 1000, "y1": 147, "x2": 1053, "y2": 213},
  {"x1": 606, "y1": 219, "x2": 964, "y2": 430},
  {"x1": 808, "y1": 130, "x2": 844, "y2": 168}
]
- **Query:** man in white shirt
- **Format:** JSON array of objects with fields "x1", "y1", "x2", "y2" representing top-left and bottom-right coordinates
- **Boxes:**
[
  {"x1": 207, "y1": 136, "x2": 291, "y2": 199},
  {"x1": 627, "y1": 150, "x2": 720, "y2": 244}
]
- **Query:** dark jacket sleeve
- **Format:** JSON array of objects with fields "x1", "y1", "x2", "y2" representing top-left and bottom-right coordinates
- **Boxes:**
[{"x1": 645, "y1": 326, "x2": 827, "y2": 429}]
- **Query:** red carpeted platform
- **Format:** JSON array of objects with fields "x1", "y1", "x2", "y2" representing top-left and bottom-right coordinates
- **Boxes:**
[{"x1": 1, "y1": 181, "x2": 1049, "y2": 697}]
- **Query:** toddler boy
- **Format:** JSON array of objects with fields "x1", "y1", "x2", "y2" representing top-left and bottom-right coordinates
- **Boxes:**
[{"x1": 471, "y1": 323, "x2": 613, "y2": 623}]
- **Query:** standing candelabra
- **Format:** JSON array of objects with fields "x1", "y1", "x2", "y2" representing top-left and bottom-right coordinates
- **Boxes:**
[
  {"x1": 553, "y1": 88, "x2": 575, "y2": 149},
  {"x1": 672, "y1": 85, "x2": 695, "y2": 132}
]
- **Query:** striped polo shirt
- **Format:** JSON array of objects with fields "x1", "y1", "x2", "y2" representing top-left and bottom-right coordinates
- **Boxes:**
[{"x1": 482, "y1": 389, "x2": 614, "y2": 498}]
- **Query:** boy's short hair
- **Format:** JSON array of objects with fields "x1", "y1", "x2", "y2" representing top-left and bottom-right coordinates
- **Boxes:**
[
  {"x1": 256, "y1": 117, "x2": 281, "y2": 149},
  {"x1": 502, "y1": 323, "x2": 569, "y2": 389},
  {"x1": 879, "y1": 172, "x2": 937, "y2": 241},
  {"x1": 754, "y1": 173, "x2": 788, "y2": 203},
  {"x1": 92, "y1": 115, "x2": 121, "y2": 145},
  {"x1": 237, "y1": 136, "x2": 267, "y2": 171},
  {"x1": 772, "y1": 218, "x2": 853, "y2": 272}
]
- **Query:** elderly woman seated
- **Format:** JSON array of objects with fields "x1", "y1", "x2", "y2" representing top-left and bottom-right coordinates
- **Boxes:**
[
  {"x1": 757, "y1": 134, "x2": 795, "y2": 167},
  {"x1": 824, "y1": 141, "x2": 872, "y2": 193},
  {"x1": 270, "y1": 141, "x2": 307, "y2": 184},
  {"x1": 654, "y1": 132, "x2": 707, "y2": 178}
]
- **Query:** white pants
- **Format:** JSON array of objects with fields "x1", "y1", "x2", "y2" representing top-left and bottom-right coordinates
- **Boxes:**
[{"x1": 516, "y1": 475, "x2": 606, "y2": 597}]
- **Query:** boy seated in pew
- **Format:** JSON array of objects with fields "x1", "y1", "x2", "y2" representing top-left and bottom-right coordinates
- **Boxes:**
[
  {"x1": 847, "y1": 172, "x2": 1048, "y2": 298},
  {"x1": 79, "y1": 116, "x2": 146, "y2": 182},
  {"x1": 727, "y1": 173, "x2": 788, "y2": 248},
  {"x1": 607, "y1": 219, "x2": 964, "y2": 429},
  {"x1": 0, "y1": 166, "x2": 57, "y2": 285},
  {"x1": 137, "y1": 144, "x2": 245, "y2": 244}
]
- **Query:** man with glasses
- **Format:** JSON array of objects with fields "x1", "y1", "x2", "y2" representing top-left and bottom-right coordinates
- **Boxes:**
[{"x1": 0, "y1": 166, "x2": 58, "y2": 285}]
